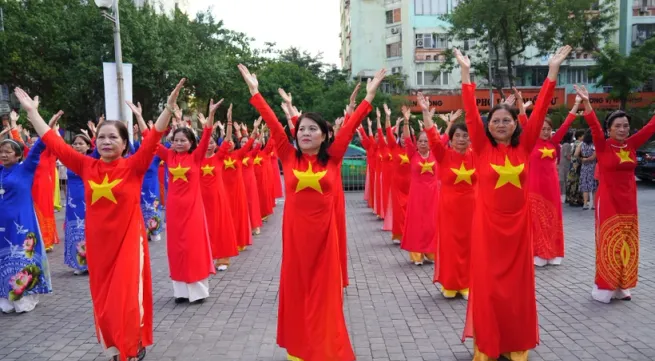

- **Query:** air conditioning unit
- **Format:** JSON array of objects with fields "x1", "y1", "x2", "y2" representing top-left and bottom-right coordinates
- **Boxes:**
[
  {"x1": 416, "y1": 39, "x2": 424, "y2": 48},
  {"x1": 392, "y1": 67, "x2": 402, "y2": 74},
  {"x1": 391, "y1": 27, "x2": 400, "y2": 34}
]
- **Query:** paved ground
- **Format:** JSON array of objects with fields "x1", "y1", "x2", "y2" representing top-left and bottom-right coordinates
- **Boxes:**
[{"x1": 1, "y1": 182, "x2": 654, "y2": 361}]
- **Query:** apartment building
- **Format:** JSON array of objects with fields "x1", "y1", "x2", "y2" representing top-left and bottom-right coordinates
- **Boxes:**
[{"x1": 340, "y1": 0, "x2": 655, "y2": 99}]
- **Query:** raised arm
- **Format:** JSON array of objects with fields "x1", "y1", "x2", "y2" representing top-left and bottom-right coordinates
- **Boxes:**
[
  {"x1": 329, "y1": 71, "x2": 384, "y2": 159},
  {"x1": 627, "y1": 114, "x2": 655, "y2": 149},
  {"x1": 521, "y1": 46, "x2": 571, "y2": 151},
  {"x1": 574, "y1": 85, "x2": 606, "y2": 153},
  {"x1": 404, "y1": 133, "x2": 417, "y2": 159},
  {"x1": 454, "y1": 49, "x2": 487, "y2": 154},
  {"x1": 127, "y1": 128, "x2": 164, "y2": 174},
  {"x1": 20, "y1": 138, "x2": 46, "y2": 174},
  {"x1": 425, "y1": 127, "x2": 447, "y2": 163},
  {"x1": 194, "y1": 99, "x2": 223, "y2": 163},
  {"x1": 551, "y1": 111, "x2": 578, "y2": 145}
]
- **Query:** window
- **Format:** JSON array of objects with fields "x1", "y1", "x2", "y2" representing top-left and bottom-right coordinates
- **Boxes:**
[
  {"x1": 567, "y1": 68, "x2": 591, "y2": 84},
  {"x1": 415, "y1": 33, "x2": 448, "y2": 49},
  {"x1": 415, "y1": 0, "x2": 448, "y2": 15},
  {"x1": 386, "y1": 8, "x2": 401, "y2": 24},
  {"x1": 463, "y1": 39, "x2": 476, "y2": 51},
  {"x1": 416, "y1": 71, "x2": 450, "y2": 86},
  {"x1": 386, "y1": 42, "x2": 402, "y2": 58}
]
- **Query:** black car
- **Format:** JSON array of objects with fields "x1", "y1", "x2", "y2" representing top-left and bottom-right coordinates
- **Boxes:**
[{"x1": 636, "y1": 141, "x2": 655, "y2": 181}]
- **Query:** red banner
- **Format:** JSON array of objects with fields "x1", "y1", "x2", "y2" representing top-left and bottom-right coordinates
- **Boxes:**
[{"x1": 566, "y1": 93, "x2": 655, "y2": 109}]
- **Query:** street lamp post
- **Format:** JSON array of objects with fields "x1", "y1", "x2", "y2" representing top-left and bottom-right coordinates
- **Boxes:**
[{"x1": 94, "y1": 0, "x2": 128, "y2": 126}]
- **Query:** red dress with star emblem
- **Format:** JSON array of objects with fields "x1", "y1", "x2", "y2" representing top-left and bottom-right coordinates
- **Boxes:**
[
  {"x1": 357, "y1": 128, "x2": 377, "y2": 209},
  {"x1": 41, "y1": 128, "x2": 162, "y2": 361},
  {"x1": 374, "y1": 133, "x2": 385, "y2": 218},
  {"x1": 401, "y1": 136, "x2": 439, "y2": 254},
  {"x1": 584, "y1": 111, "x2": 655, "y2": 296},
  {"x1": 200, "y1": 141, "x2": 239, "y2": 261},
  {"x1": 255, "y1": 140, "x2": 275, "y2": 219},
  {"x1": 221, "y1": 138, "x2": 255, "y2": 247},
  {"x1": 242, "y1": 143, "x2": 263, "y2": 229},
  {"x1": 461, "y1": 80, "x2": 555, "y2": 358},
  {"x1": 250, "y1": 92, "x2": 371, "y2": 361},
  {"x1": 386, "y1": 126, "x2": 411, "y2": 241},
  {"x1": 425, "y1": 127, "x2": 476, "y2": 292},
  {"x1": 528, "y1": 113, "x2": 576, "y2": 263},
  {"x1": 378, "y1": 129, "x2": 393, "y2": 227},
  {"x1": 269, "y1": 138, "x2": 284, "y2": 199},
  {"x1": 156, "y1": 130, "x2": 215, "y2": 284}
]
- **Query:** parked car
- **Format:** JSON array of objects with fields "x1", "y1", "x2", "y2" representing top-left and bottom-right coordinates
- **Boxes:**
[
  {"x1": 636, "y1": 140, "x2": 655, "y2": 181},
  {"x1": 342, "y1": 144, "x2": 367, "y2": 190}
]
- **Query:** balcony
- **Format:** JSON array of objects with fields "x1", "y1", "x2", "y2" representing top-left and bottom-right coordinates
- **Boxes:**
[
  {"x1": 414, "y1": 48, "x2": 446, "y2": 63},
  {"x1": 633, "y1": 0, "x2": 655, "y2": 16}
]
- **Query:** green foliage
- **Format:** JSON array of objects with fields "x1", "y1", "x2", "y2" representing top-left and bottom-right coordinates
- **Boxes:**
[
  {"x1": 440, "y1": 0, "x2": 616, "y2": 88},
  {"x1": 590, "y1": 38, "x2": 655, "y2": 109},
  {"x1": 0, "y1": 0, "x2": 380, "y2": 133}
]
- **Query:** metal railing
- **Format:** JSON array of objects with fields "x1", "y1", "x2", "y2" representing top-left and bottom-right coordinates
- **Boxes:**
[{"x1": 341, "y1": 156, "x2": 367, "y2": 192}]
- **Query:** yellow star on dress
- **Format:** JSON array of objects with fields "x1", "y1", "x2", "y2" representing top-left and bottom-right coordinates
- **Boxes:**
[
  {"x1": 419, "y1": 161, "x2": 435, "y2": 174},
  {"x1": 388, "y1": 154, "x2": 393, "y2": 161},
  {"x1": 169, "y1": 164, "x2": 190, "y2": 182},
  {"x1": 615, "y1": 148, "x2": 634, "y2": 164},
  {"x1": 88, "y1": 174, "x2": 122, "y2": 205},
  {"x1": 253, "y1": 156, "x2": 263, "y2": 165},
  {"x1": 398, "y1": 154, "x2": 410, "y2": 164},
  {"x1": 491, "y1": 156, "x2": 525, "y2": 189},
  {"x1": 450, "y1": 163, "x2": 476, "y2": 185},
  {"x1": 293, "y1": 162, "x2": 327, "y2": 194},
  {"x1": 201, "y1": 164, "x2": 215, "y2": 176},
  {"x1": 538, "y1": 147, "x2": 555, "y2": 159},
  {"x1": 242, "y1": 157, "x2": 250, "y2": 166},
  {"x1": 224, "y1": 157, "x2": 237, "y2": 170}
]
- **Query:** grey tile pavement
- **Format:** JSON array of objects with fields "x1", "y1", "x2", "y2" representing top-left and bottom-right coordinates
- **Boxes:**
[{"x1": 0, "y1": 182, "x2": 654, "y2": 361}]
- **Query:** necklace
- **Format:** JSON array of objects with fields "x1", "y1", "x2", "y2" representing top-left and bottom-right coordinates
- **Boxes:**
[{"x1": 0, "y1": 168, "x2": 5, "y2": 199}]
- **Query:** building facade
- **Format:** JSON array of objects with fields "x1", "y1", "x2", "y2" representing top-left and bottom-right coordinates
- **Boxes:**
[
  {"x1": 340, "y1": 0, "x2": 655, "y2": 97},
  {"x1": 133, "y1": 0, "x2": 189, "y2": 13}
]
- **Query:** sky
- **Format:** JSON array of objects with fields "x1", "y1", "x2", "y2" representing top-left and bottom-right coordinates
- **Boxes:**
[{"x1": 187, "y1": 0, "x2": 342, "y2": 67}]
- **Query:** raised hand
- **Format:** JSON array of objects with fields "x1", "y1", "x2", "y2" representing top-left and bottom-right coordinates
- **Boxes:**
[
  {"x1": 401, "y1": 106, "x2": 411, "y2": 121},
  {"x1": 383, "y1": 103, "x2": 392, "y2": 118},
  {"x1": 227, "y1": 104, "x2": 233, "y2": 124},
  {"x1": 549, "y1": 45, "x2": 572, "y2": 68},
  {"x1": 208, "y1": 98, "x2": 224, "y2": 115},
  {"x1": 98, "y1": 114, "x2": 105, "y2": 127},
  {"x1": 80, "y1": 128, "x2": 89, "y2": 137},
  {"x1": 126, "y1": 101, "x2": 143, "y2": 117},
  {"x1": 147, "y1": 120, "x2": 154, "y2": 129},
  {"x1": 198, "y1": 113, "x2": 207, "y2": 127},
  {"x1": 365, "y1": 69, "x2": 386, "y2": 103},
  {"x1": 48, "y1": 110, "x2": 64, "y2": 128},
  {"x1": 503, "y1": 94, "x2": 516, "y2": 107},
  {"x1": 14, "y1": 88, "x2": 39, "y2": 113},
  {"x1": 253, "y1": 116, "x2": 263, "y2": 130},
  {"x1": 278, "y1": 88, "x2": 292, "y2": 107},
  {"x1": 512, "y1": 87, "x2": 527, "y2": 115},
  {"x1": 523, "y1": 100, "x2": 533, "y2": 109},
  {"x1": 376, "y1": 108, "x2": 381, "y2": 121},
  {"x1": 167, "y1": 78, "x2": 186, "y2": 108},
  {"x1": 453, "y1": 48, "x2": 471, "y2": 70},
  {"x1": 238, "y1": 64, "x2": 259, "y2": 95},
  {"x1": 346, "y1": 82, "x2": 360, "y2": 115},
  {"x1": 9, "y1": 110, "x2": 19, "y2": 125}
]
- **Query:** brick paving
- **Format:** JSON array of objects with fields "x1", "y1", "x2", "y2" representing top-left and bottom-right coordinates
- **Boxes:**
[{"x1": 1, "y1": 181, "x2": 654, "y2": 361}]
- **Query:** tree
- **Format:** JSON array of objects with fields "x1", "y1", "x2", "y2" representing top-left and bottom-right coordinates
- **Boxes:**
[
  {"x1": 590, "y1": 37, "x2": 655, "y2": 109},
  {"x1": 441, "y1": 0, "x2": 616, "y2": 92}
]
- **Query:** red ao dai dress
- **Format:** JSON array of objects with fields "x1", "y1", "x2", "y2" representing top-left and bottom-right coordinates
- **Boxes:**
[
  {"x1": 386, "y1": 126, "x2": 411, "y2": 243},
  {"x1": 157, "y1": 129, "x2": 215, "y2": 302},
  {"x1": 584, "y1": 111, "x2": 655, "y2": 303}
]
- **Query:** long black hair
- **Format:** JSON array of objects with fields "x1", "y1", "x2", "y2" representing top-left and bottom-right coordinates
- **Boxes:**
[
  {"x1": 485, "y1": 104, "x2": 522, "y2": 147},
  {"x1": 172, "y1": 127, "x2": 197, "y2": 153},
  {"x1": 583, "y1": 129, "x2": 593, "y2": 145},
  {"x1": 294, "y1": 112, "x2": 330, "y2": 166}
]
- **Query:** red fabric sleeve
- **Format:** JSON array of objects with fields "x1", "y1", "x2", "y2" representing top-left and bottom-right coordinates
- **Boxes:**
[
  {"x1": 41, "y1": 130, "x2": 90, "y2": 177},
  {"x1": 426, "y1": 126, "x2": 446, "y2": 162},
  {"x1": 551, "y1": 112, "x2": 576, "y2": 145},
  {"x1": 627, "y1": 114, "x2": 655, "y2": 149},
  {"x1": 518, "y1": 114, "x2": 528, "y2": 127},
  {"x1": 521, "y1": 79, "x2": 556, "y2": 152},
  {"x1": 386, "y1": 126, "x2": 398, "y2": 151},
  {"x1": 329, "y1": 100, "x2": 373, "y2": 160},
  {"x1": 462, "y1": 83, "x2": 487, "y2": 154},
  {"x1": 127, "y1": 129, "x2": 164, "y2": 175},
  {"x1": 404, "y1": 134, "x2": 417, "y2": 159},
  {"x1": 249, "y1": 93, "x2": 296, "y2": 161},
  {"x1": 583, "y1": 111, "x2": 607, "y2": 153}
]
